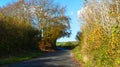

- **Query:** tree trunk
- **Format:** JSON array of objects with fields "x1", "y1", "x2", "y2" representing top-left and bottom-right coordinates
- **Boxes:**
[{"x1": 52, "y1": 39, "x2": 57, "y2": 49}]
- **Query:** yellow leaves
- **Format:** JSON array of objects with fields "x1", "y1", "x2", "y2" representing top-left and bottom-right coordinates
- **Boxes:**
[
  {"x1": 109, "y1": 12, "x2": 120, "y2": 17},
  {"x1": 78, "y1": 0, "x2": 120, "y2": 67},
  {"x1": 115, "y1": 58, "x2": 120, "y2": 66},
  {"x1": 108, "y1": 4, "x2": 120, "y2": 18}
]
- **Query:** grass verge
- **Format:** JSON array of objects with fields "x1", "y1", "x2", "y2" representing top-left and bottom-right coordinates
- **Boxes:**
[
  {"x1": 0, "y1": 52, "x2": 42, "y2": 65},
  {"x1": 72, "y1": 46, "x2": 84, "y2": 66}
]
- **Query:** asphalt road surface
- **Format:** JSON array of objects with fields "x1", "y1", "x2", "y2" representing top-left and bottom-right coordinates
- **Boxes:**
[{"x1": 1, "y1": 49, "x2": 80, "y2": 67}]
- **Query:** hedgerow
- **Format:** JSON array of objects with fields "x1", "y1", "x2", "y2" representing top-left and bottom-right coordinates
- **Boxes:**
[{"x1": 77, "y1": 0, "x2": 120, "y2": 67}]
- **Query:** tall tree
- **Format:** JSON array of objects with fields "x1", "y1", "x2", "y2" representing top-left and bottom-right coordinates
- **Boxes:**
[
  {"x1": 26, "y1": 0, "x2": 71, "y2": 50},
  {"x1": 0, "y1": 0, "x2": 71, "y2": 50},
  {"x1": 28, "y1": 0, "x2": 71, "y2": 49}
]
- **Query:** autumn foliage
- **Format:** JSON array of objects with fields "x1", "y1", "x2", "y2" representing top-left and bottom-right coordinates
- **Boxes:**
[
  {"x1": 0, "y1": 13, "x2": 38, "y2": 56},
  {"x1": 0, "y1": 0, "x2": 70, "y2": 56},
  {"x1": 77, "y1": 0, "x2": 120, "y2": 67}
]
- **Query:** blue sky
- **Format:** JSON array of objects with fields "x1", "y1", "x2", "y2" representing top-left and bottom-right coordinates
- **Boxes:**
[
  {"x1": 0, "y1": 0, "x2": 18, "y2": 7},
  {"x1": 0, "y1": 0, "x2": 11, "y2": 7},
  {"x1": 0, "y1": 0, "x2": 84, "y2": 42},
  {"x1": 55, "y1": 0, "x2": 84, "y2": 42}
]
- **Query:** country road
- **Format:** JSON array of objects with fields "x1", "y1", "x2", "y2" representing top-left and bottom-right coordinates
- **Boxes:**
[{"x1": 1, "y1": 50, "x2": 80, "y2": 67}]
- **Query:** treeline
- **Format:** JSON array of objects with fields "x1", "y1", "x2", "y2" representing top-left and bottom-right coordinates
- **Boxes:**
[
  {"x1": 76, "y1": 0, "x2": 120, "y2": 67},
  {"x1": 0, "y1": 0, "x2": 70, "y2": 57},
  {"x1": 56, "y1": 41, "x2": 78, "y2": 49}
]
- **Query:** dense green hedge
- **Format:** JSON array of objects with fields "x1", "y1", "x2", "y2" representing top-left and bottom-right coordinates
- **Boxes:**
[{"x1": 0, "y1": 14, "x2": 39, "y2": 56}]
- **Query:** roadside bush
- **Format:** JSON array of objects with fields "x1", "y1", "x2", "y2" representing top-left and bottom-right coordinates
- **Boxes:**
[
  {"x1": 0, "y1": 14, "x2": 39, "y2": 56},
  {"x1": 76, "y1": 0, "x2": 120, "y2": 67}
]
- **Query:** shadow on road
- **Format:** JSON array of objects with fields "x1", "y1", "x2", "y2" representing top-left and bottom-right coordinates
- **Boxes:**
[{"x1": 1, "y1": 48, "x2": 79, "y2": 67}]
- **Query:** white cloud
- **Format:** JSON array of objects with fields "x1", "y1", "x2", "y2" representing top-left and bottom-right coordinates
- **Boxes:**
[
  {"x1": 77, "y1": 6, "x2": 88, "y2": 18},
  {"x1": 77, "y1": 10, "x2": 81, "y2": 18}
]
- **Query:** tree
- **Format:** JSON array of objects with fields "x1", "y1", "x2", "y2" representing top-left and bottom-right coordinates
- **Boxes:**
[
  {"x1": 0, "y1": 0, "x2": 71, "y2": 50},
  {"x1": 27, "y1": 0, "x2": 71, "y2": 50},
  {"x1": 76, "y1": 31, "x2": 82, "y2": 41}
]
